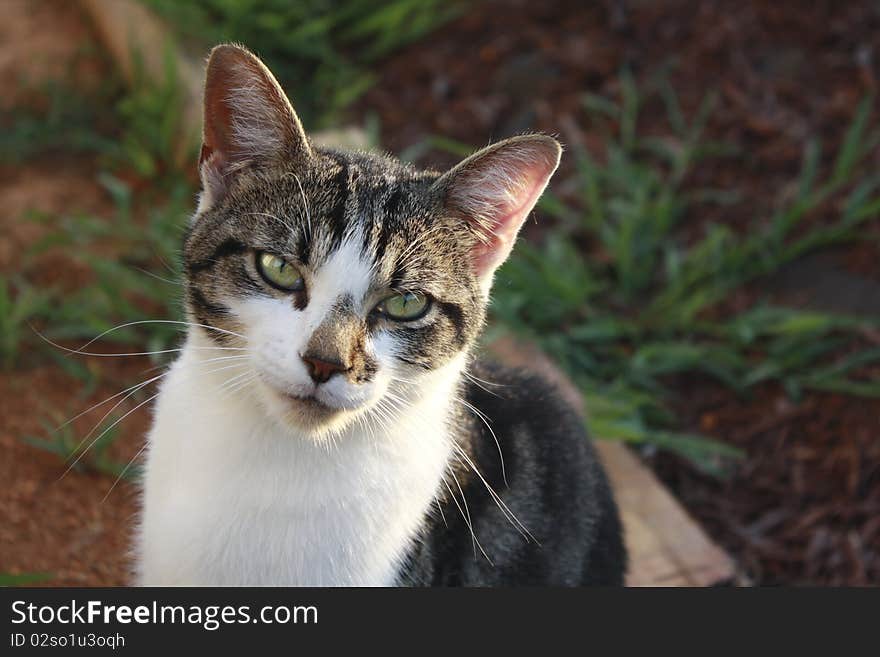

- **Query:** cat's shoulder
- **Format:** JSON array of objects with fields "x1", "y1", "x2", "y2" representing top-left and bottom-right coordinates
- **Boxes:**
[
  {"x1": 460, "y1": 357, "x2": 611, "y2": 485},
  {"x1": 462, "y1": 358, "x2": 586, "y2": 437}
]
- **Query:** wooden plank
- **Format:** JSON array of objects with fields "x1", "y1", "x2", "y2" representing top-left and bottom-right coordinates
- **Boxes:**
[
  {"x1": 488, "y1": 337, "x2": 737, "y2": 586},
  {"x1": 596, "y1": 441, "x2": 735, "y2": 586},
  {"x1": 78, "y1": 0, "x2": 204, "y2": 165}
]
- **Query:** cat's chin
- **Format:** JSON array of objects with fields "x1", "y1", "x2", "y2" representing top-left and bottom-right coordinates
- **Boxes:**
[
  {"x1": 282, "y1": 392, "x2": 343, "y2": 423},
  {"x1": 257, "y1": 381, "x2": 360, "y2": 439}
]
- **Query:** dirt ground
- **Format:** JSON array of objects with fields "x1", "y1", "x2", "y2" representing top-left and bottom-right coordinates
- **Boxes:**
[{"x1": 1, "y1": 0, "x2": 878, "y2": 585}]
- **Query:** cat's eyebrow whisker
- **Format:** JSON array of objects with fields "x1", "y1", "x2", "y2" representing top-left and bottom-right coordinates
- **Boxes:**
[
  {"x1": 393, "y1": 225, "x2": 448, "y2": 271},
  {"x1": 287, "y1": 172, "x2": 313, "y2": 240},
  {"x1": 246, "y1": 211, "x2": 296, "y2": 235}
]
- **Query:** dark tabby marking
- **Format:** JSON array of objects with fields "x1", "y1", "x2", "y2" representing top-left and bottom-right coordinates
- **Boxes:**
[{"x1": 402, "y1": 363, "x2": 626, "y2": 585}]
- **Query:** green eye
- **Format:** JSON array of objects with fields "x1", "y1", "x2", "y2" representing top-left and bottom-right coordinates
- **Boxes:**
[
  {"x1": 378, "y1": 291, "x2": 430, "y2": 321},
  {"x1": 257, "y1": 252, "x2": 304, "y2": 291}
]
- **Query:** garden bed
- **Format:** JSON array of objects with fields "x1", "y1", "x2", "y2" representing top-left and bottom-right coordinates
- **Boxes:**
[{"x1": 1, "y1": 0, "x2": 878, "y2": 585}]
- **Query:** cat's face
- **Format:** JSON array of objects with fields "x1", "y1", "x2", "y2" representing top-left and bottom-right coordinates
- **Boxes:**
[
  {"x1": 184, "y1": 45, "x2": 560, "y2": 439},
  {"x1": 185, "y1": 153, "x2": 484, "y2": 436}
]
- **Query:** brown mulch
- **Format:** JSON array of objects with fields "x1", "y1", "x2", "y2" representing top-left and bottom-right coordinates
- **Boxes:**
[
  {"x1": 358, "y1": 0, "x2": 880, "y2": 266},
  {"x1": 654, "y1": 381, "x2": 880, "y2": 585}
]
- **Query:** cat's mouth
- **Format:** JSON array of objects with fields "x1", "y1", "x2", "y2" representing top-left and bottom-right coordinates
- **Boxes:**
[
  {"x1": 256, "y1": 377, "x2": 370, "y2": 435},
  {"x1": 284, "y1": 392, "x2": 337, "y2": 412},
  {"x1": 274, "y1": 390, "x2": 360, "y2": 436}
]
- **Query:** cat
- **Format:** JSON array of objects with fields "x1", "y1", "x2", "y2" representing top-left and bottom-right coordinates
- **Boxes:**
[{"x1": 136, "y1": 43, "x2": 626, "y2": 586}]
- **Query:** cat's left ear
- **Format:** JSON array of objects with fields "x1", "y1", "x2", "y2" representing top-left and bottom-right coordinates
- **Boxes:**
[
  {"x1": 433, "y1": 135, "x2": 561, "y2": 295},
  {"x1": 198, "y1": 44, "x2": 312, "y2": 211}
]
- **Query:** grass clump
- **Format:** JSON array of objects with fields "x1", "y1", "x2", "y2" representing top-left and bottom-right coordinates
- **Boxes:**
[
  {"x1": 491, "y1": 75, "x2": 880, "y2": 474},
  {"x1": 0, "y1": 573, "x2": 55, "y2": 587},
  {"x1": 23, "y1": 175, "x2": 189, "y2": 360},
  {"x1": 21, "y1": 415, "x2": 139, "y2": 482},
  {"x1": 145, "y1": 0, "x2": 466, "y2": 127}
]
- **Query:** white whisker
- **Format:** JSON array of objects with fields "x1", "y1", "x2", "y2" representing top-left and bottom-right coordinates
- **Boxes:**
[
  {"x1": 446, "y1": 467, "x2": 492, "y2": 565},
  {"x1": 102, "y1": 442, "x2": 148, "y2": 503},
  {"x1": 132, "y1": 266, "x2": 181, "y2": 286},
  {"x1": 452, "y1": 442, "x2": 537, "y2": 545},
  {"x1": 290, "y1": 172, "x2": 313, "y2": 239},
  {"x1": 33, "y1": 329, "x2": 245, "y2": 359},
  {"x1": 455, "y1": 395, "x2": 507, "y2": 487},
  {"x1": 62, "y1": 391, "x2": 161, "y2": 477},
  {"x1": 58, "y1": 357, "x2": 251, "y2": 481},
  {"x1": 48, "y1": 319, "x2": 247, "y2": 354}
]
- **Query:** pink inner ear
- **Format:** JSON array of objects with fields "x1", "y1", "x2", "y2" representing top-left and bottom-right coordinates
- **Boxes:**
[{"x1": 471, "y1": 164, "x2": 555, "y2": 281}]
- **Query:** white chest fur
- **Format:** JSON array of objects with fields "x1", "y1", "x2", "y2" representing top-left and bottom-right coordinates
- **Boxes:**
[{"x1": 136, "y1": 342, "x2": 456, "y2": 586}]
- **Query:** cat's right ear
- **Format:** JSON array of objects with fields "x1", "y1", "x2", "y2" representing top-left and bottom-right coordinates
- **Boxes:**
[
  {"x1": 432, "y1": 135, "x2": 561, "y2": 296},
  {"x1": 198, "y1": 44, "x2": 312, "y2": 212}
]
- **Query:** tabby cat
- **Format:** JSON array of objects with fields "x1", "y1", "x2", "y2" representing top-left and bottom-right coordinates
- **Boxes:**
[{"x1": 137, "y1": 44, "x2": 626, "y2": 586}]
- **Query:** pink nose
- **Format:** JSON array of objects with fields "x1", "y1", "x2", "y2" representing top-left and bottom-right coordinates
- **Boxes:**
[{"x1": 300, "y1": 354, "x2": 347, "y2": 384}]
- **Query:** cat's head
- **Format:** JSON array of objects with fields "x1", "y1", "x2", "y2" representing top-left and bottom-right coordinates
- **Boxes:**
[{"x1": 184, "y1": 44, "x2": 560, "y2": 439}]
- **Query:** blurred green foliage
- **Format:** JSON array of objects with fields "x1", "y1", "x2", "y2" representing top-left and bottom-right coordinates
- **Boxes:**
[
  {"x1": 144, "y1": 0, "x2": 466, "y2": 127},
  {"x1": 21, "y1": 414, "x2": 139, "y2": 482},
  {"x1": 0, "y1": 48, "x2": 191, "y2": 177},
  {"x1": 0, "y1": 573, "x2": 55, "y2": 586},
  {"x1": 4, "y1": 2, "x2": 879, "y2": 477},
  {"x1": 490, "y1": 74, "x2": 880, "y2": 473}
]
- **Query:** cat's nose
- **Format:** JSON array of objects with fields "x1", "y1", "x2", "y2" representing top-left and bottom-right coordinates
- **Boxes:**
[{"x1": 300, "y1": 354, "x2": 348, "y2": 384}]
